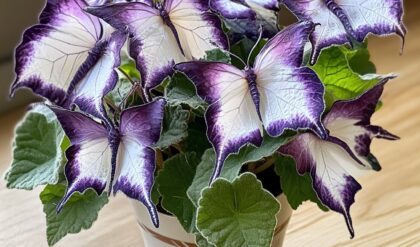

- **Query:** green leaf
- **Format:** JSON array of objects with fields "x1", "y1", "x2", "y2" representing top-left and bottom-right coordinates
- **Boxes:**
[
  {"x1": 230, "y1": 37, "x2": 267, "y2": 68},
  {"x1": 273, "y1": 155, "x2": 328, "y2": 211},
  {"x1": 119, "y1": 59, "x2": 140, "y2": 80},
  {"x1": 195, "y1": 234, "x2": 215, "y2": 247},
  {"x1": 203, "y1": 49, "x2": 231, "y2": 63},
  {"x1": 346, "y1": 42, "x2": 376, "y2": 75},
  {"x1": 40, "y1": 184, "x2": 108, "y2": 246},
  {"x1": 165, "y1": 73, "x2": 207, "y2": 112},
  {"x1": 311, "y1": 45, "x2": 388, "y2": 109},
  {"x1": 106, "y1": 77, "x2": 133, "y2": 107},
  {"x1": 156, "y1": 153, "x2": 200, "y2": 233},
  {"x1": 196, "y1": 173, "x2": 280, "y2": 247},
  {"x1": 187, "y1": 133, "x2": 293, "y2": 206},
  {"x1": 184, "y1": 118, "x2": 212, "y2": 156},
  {"x1": 5, "y1": 105, "x2": 65, "y2": 190},
  {"x1": 155, "y1": 105, "x2": 190, "y2": 149}
]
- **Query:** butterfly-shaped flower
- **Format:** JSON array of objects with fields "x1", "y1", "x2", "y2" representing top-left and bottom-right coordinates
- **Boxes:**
[
  {"x1": 210, "y1": 0, "x2": 280, "y2": 40},
  {"x1": 87, "y1": 0, "x2": 228, "y2": 92},
  {"x1": 175, "y1": 21, "x2": 327, "y2": 181},
  {"x1": 279, "y1": 80, "x2": 399, "y2": 237},
  {"x1": 281, "y1": 0, "x2": 407, "y2": 64},
  {"x1": 11, "y1": 0, "x2": 127, "y2": 122},
  {"x1": 86, "y1": 0, "x2": 153, "y2": 6},
  {"x1": 86, "y1": 0, "x2": 151, "y2": 6},
  {"x1": 51, "y1": 99, "x2": 165, "y2": 227}
]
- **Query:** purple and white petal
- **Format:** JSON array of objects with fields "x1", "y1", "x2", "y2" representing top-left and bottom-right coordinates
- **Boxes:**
[
  {"x1": 11, "y1": 0, "x2": 104, "y2": 106},
  {"x1": 114, "y1": 99, "x2": 165, "y2": 227},
  {"x1": 281, "y1": 0, "x2": 406, "y2": 63},
  {"x1": 254, "y1": 21, "x2": 327, "y2": 139},
  {"x1": 87, "y1": 0, "x2": 152, "y2": 6},
  {"x1": 175, "y1": 62, "x2": 263, "y2": 181},
  {"x1": 279, "y1": 80, "x2": 399, "y2": 237},
  {"x1": 50, "y1": 107, "x2": 111, "y2": 210},
  {"x1": 210, "y1": 0, "x2": 256, "y2": 19},
  {"x1": 211, "y1": 0, "x2": 279, "y2": 39},
  {"x1": 279, "y1": 133, "x2": 361, "y2": 238},
  {"x1": 281, "y1": 0, "x2": 351, "y2": 64},
  {"x1": 69, "y1": 31, "x2": 127, "y2": 121},
  {"x1": 335, "y1": 0, "x2": 406, "y2": 42},
  {"x1": 324, "y1": 78, "x2": 399, "y2": 170},
  {"x1": 88, "y1": 1, "x2": 227, "y2": 91},
  {"x1": 167, "y1": 0, "x2": 228, "y2": 60}
]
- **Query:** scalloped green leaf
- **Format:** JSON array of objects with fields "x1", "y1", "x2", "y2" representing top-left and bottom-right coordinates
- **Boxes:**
[
  {"x1": 165, "y1": 73, "x2": 207, "y2": 113},
  {"x1": 156, "y1": 152, "x2": 200, "y2": 233},
  {"x1": 155, "y1": 105, "x2": 190, "y2": 149},
  {"x1": 187, "y1": 133, "x2": 293, "y2": 206},
  {"x1": 197, "y1": 173, "x2": 280, "y2": 247},
  {"x1": 5, "y1": 105, "x2": 65, "y2": 190},
  {"x1": 40, "y1": 184, "x2": 108, "y2": 246}
]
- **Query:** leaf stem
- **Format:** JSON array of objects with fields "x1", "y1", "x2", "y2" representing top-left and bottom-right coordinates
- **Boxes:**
[
  {"x1": 104, "y1": 97, "x2": 119, "y2": 113},
  {"x1": 254, "y1": 157, "x2": 275, "y2": 174},
  {"x1": 156, "y1": 149, "x2": 164, "y2": 170},
  {"x1": 172, "y1": 144, "x2": 184, "y2": 154},
  {"x1": 117, "y1": 67, "x2": 135, "y2": 85}
]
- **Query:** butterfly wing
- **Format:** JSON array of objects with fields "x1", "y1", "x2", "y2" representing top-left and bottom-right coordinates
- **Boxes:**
[
  {"x1": 211, "y1": 0, "x2": 279, "y2": 39},
  {"x1": 324, "y1": 78, "x2": 399, "y2": 170},
  {"x1": 282, "y1": 0, "x2": 406, "y2": 64},
  {"x1": 50, "y1": 107, "x2": 111, "y2": 211},
  {"x1": 280, "y1": 80, "x2": 399, "y2": 238},
  {"x1": 115, "y1": 99, "x2": 165, "y2": 227},
  {"x1": 166, "y1": 0, "x2": 228, "y2": 60},
  {"x1": 253, "y1": 21, "x2": 327, "y2": 139},
  {"x1": 175, "y1": 62, "x2": 263, "y2": 181},
  {"x1": 88, "y1": 3, "x2": 186, "y2": 91},
  {"x1": 334, "y1": 0, "x2": 406, "y2": 42},
  {"x1": 280, "y1": 133, "x2": 361, "y2": 238},
  {"x1": 282, "y1": 0, "x2": 351, "y2": 65},
  {"x1": 11, "y1": 0, "x2": 104, "y2": 106},
  {"x1": 69, "y1": 31, "x2": 127, "y2": 122}
]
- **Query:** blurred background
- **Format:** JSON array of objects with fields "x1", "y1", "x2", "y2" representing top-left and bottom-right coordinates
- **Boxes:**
[{"x1": 0, "y1": 0, "x2": 419, "y2": 246}]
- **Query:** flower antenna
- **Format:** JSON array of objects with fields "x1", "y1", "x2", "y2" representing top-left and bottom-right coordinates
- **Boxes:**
[{"x1": 247, "y1": 26, "x2": 263, "y2": 67}]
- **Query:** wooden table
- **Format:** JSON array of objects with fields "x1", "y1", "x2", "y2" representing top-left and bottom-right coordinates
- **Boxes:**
[{"x1": 1, "y1": 2, "x2": 419, "y2": 246}]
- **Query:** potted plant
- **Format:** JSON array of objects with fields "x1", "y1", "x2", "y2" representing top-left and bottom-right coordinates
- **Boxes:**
[{"x1": 4, "y1": 0, "x2": 405, "y2": 246}]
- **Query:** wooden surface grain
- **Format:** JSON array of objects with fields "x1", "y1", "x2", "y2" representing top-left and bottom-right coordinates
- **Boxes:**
[{"x1": 1, "y1": 1, "x2": 420, "y2": 246}]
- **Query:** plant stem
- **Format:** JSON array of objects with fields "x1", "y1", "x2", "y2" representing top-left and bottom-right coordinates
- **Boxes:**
[
  {"x1": 172, "y1": 144, "x2": 184, "y2": 154},
  {"x1": 104, "y1": 97, "x2": 119, "y2": 113},
  {"x1": 254, "y1": 157, "x2": 275, "y2": 174},
  {"x1": 156, "y1": 149, "x2": 164, "y2": 170},
  {"x1": 117, "y1": 67, "x2": 135, "y2": 85},
  {"x1": 248, "y1": 163, "x2": 257, "y2": 173}
]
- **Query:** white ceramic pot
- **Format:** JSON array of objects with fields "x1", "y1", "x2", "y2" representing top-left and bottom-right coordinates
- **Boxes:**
[{"x1": 132, "y1": 194, "x2": 293, "y2": 247}]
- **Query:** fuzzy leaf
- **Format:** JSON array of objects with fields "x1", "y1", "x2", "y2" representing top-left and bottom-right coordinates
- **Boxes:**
[
  {"x1": 187, "y1": 133, "x2": 293, "y2": 205},
  {"x1": 5, "y1": 105, "x2": 64, "y2": 189},
  {"x1": 184, "y1": 117, "x2": 212, "y2": 156},
  {"x1": 274, "y1": 155, "x2": 328, "y2": 211},
  {"x1": 196, "y1": 234, "x2": 215, "y2": 247},
  {"x1": 165, "y1": 73, "x2": 207, "y2": 112},
  {"x1": 106, "y1": 77, "x2": 133, "y2": 107},
  {"x1": 196, "y1": 173, "x2": 280, "y2": 247},
  {"x1": 156, "y1": 153, "x2": 200, "y2": 232},
  {"x1": 155, "y1": 105, "x2": 190, "y2": 149},
  {"x1": 40, "y1": 184, "x2": 108, "y2": 246},
  {"x1": 203, "y1": 49, "x2": 231, "y2": 63}
]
